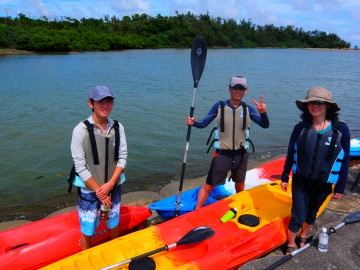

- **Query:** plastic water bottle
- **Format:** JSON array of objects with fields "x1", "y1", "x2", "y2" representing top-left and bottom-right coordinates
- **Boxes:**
[
  {"x1": 318, "y1": 227, "x2": 329, "y2": 252},
  {"x1": 100, "y1": 205, "x2": 109, "y2": 222}
]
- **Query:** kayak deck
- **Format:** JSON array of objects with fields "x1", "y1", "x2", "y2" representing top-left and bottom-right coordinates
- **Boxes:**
[
  {"x1": 42, "y1": 181, "x2": 330, "y2": 270},
  {"x1": 0, "y1": 205, "x2": 151, "y2": 270}
]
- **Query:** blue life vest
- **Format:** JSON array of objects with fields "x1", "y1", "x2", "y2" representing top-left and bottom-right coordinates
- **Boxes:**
[{"x1": 292, "y1": 121, "x2": 345, "y2": 184}]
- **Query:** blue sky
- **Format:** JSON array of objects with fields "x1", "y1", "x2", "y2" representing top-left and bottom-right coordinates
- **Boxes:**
[{"x1": 1, "y1": 0, "x2": 360, "y2": 47}]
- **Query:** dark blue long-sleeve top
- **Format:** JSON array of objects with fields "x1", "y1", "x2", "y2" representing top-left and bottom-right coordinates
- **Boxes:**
[
  {"x1": 193, "y1": 100, "x2": 269, "y2": 129},
  {"x1": 281, "y1": 122, "x2": 350, "y2": 194}
]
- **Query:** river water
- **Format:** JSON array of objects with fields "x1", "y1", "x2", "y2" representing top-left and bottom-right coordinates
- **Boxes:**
[{"x1": 1, "y1": 48, "x2": 359, "y2": 221}]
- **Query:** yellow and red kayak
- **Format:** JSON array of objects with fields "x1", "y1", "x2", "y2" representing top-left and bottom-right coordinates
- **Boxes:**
[
  {"x1": 0, "y1": 205, "x2": 151, "y2": 270},
  {"x1": 43, "y1": 181, "x2": 331, "y2": 270}
]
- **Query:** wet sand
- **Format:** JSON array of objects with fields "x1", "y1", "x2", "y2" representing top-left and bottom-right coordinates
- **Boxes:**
[{"x1": 0, "y1": 49, "x2": 34, "y2": 55}]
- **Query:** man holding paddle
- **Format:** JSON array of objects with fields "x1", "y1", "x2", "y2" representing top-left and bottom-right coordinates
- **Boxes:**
[{"x1": 186, "y1": 76, "x2": 269, "y2": 209}]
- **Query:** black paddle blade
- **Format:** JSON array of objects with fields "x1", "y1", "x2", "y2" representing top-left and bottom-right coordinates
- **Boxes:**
[
  {"x1": 177, "y1": 226, "x2": 215, "y2": 246},
  {"x1": 343, "y1": 210, "x2": 360, "y2": 224},
  {"x1": 191, "y1": 36, "x2": 207, "y2": 88}
]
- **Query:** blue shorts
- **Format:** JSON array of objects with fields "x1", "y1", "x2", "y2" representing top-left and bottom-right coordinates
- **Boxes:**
[{"x1": 77, "y1": 185, "x2": 121, "y2": 236}]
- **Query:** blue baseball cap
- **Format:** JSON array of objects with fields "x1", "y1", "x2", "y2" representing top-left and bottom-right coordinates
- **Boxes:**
[{"x1": 88, "y1": 85, "x2": 115, "y2": 101}]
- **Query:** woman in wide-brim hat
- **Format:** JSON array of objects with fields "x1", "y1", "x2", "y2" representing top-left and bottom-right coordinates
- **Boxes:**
[
  {"x1": 295, "y1": 86, "x2": 340, "y2": 113},
  {"x1": 280, "y1": 86, "x2": 350, "y2": 255}
]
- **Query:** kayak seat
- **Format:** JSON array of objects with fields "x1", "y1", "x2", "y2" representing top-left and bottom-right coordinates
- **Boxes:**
[
  {"x1": 238, "y1": 214, "x2": 260, "y2": 227},
  {"x1": 129, "y1": 257, "x2": 156, "y2": 270}
]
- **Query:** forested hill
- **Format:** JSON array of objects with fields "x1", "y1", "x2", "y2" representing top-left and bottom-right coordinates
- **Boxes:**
[{"x1": 0, "y1": 12, "x2": 351, "y2": 52}]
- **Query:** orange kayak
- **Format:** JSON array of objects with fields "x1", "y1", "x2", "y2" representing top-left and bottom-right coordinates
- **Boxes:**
[
  {"x1": 42, "y1": 181, "x2": 331, "y2": 270},
  {"x1": 0, "y1": 205, "x2": 151, "y2": 270}
]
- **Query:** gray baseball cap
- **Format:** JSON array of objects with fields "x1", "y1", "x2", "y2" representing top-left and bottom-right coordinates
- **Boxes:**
[
  {"x1": 229, "y1": 76, "x2": 248, "y2": 88},
  {"x1": 88, "y1": 85, "x2": 115, "y2": 101}
]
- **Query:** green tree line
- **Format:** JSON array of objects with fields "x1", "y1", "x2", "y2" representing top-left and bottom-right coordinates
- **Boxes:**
[{"x1": 0, "y1": 12, "x2": 350, "y2": 52}]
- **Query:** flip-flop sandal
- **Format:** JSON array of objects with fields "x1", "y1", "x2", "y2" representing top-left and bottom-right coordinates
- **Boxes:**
[
  {"x1": 299, "y1": 237, "x2": 307, "y2": 247},
  {"x1": 286, "y1": 246, "x2": 297, "y2": 255}
]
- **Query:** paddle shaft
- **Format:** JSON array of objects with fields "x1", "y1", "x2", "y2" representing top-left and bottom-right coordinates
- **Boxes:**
[
  {"x1": 100, "y1": 243, "x2": 176, "y2": 270},
  {"x1": 99, "y1": 226, "x2": 214, "y2": 270},
  {"x1": 263, "y1": 220, "x2": 349, "y2": 270},
  {"x1": 175, "y1": 36, "x2": 207, "y2": 217},
  {"x1": 175, "y1": 88, "x2": 197, "y2": 211}
]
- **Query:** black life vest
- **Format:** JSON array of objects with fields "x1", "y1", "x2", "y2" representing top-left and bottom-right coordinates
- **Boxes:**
[{"x1": 293, "y1": 121, "x2": 345, "y2": 184}]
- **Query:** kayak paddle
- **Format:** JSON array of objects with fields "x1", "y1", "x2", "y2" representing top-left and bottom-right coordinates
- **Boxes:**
[
  {"x1": 263, "y1": 210, "x2": 360, "y2": 270},
  {"x1": 99, "y1": 226, "x2": 215, "y2": 270},
  {"x1": 175, "y1": 35, "x2": 207, "y2": 217}
]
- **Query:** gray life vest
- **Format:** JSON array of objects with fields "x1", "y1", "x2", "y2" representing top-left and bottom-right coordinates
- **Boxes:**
[
  {"x1": 206, "y1": 101, "x2": 252, "y2": 153},
  {"x1": 67, "y1": 120, "x2": 120, "y2": 194},
  {"x1": 292, "y1": 121, "x2": 345, "y2": 184},
  {"x1": 83, "y1": 120, "x2": 120, "y2": 187}
]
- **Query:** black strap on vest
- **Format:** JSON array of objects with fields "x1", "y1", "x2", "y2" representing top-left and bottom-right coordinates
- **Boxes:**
[
  {"x1": 220, "y1": 101, "x2": 225, "y2": 132},
  {"x1": 83, "y1": 120, "x2": 99, "y2": 165},
  {"x1": 67, "y1": 164, "x2": 76, "y2": 193},
  {"x1": 247, "y1": 137, "x2": 255, "y2": 152},
  {"x1": 67, "y1": 164, "x2": 97, "y2": 202},
  {"x1": 206, "y1": 127, "x2": 217, "y2": 145},
  {"x1": 67, "y1": 165, "x2": 97, "y2": 203},
  {"x1": 241, "y1": 102, "x2": 246, "y2": 131},
  {"x1": 113, "y1": 120, "x2": 120, "y2": 162},
  {"x1": 206, "y1": 127, "x2": 217, "y2": 153}
]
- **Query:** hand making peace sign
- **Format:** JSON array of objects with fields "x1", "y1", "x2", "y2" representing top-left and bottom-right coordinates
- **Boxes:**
[{"x1": 252, "y1": 95, "x2": 267, "y2": 114}]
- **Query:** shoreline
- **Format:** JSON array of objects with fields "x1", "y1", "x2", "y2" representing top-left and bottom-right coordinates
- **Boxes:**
[
  {"x1": 0, "y1": 156, "x2": 272, "y2": 224},
  {"x1": 1, "y1": 47, "x2": 359, "y2": 56},
  {"x1": 1, "y1": 157, "x2": 359, "y2": 232},
  {"x1": 0, "y1": 157, "x2": 278, "y2": 230},
  {"x1": 0, "y1": 48, "x2": 35, "y2": 55}
]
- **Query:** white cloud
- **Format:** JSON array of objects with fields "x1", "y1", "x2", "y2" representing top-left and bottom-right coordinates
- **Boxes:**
[{"x1": 109, "y1": 0, "x2": 150, "y2": 14}]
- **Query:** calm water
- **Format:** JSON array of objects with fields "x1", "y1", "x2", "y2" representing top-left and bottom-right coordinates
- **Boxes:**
[{"x1": 1, "y1": 48, "x2": 359, "y2": 221}]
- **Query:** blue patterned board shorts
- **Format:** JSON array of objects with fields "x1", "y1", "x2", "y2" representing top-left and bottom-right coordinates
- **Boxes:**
[{"x1": 77, "y1": 185, "x2": 121, "y2": 236}]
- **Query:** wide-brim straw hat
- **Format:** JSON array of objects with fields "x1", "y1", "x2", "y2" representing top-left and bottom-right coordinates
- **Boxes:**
[{"x1": 296, "y1": 86, "x2": 340, "y2": 112}]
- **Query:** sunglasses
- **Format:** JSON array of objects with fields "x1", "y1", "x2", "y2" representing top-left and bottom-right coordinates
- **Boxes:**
[
  {"x1": 308, "y1": 101, "x2": 327, "y2": 105},
  {"x1": 231, "y1": 85, "x2": 246, "y2": 91}
]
